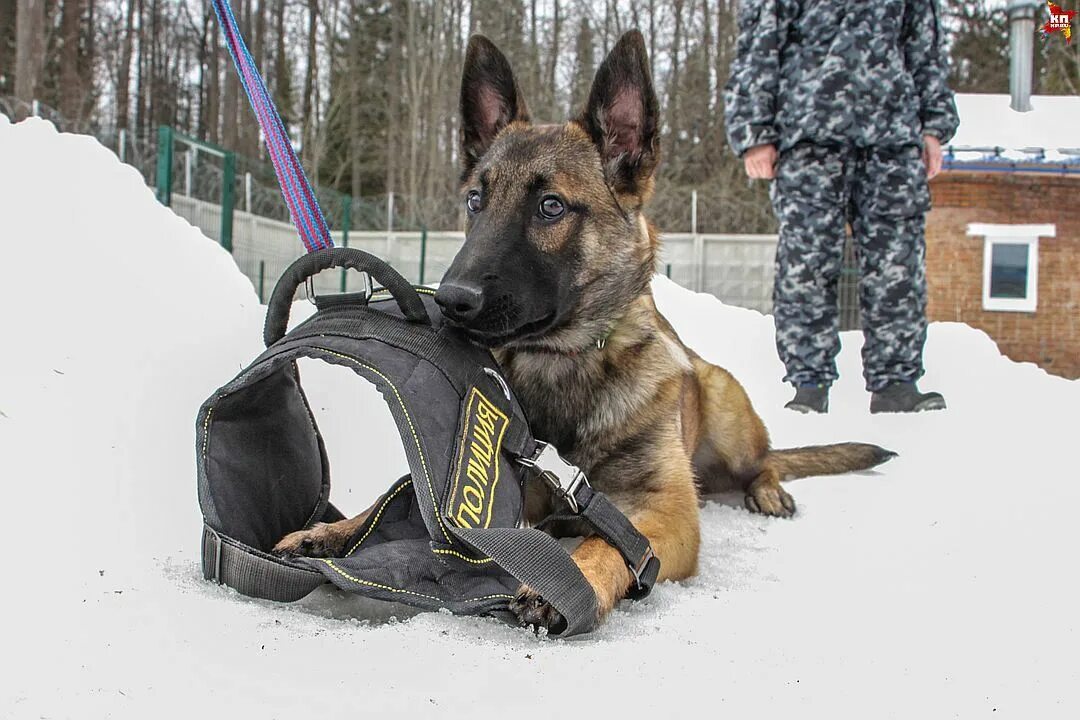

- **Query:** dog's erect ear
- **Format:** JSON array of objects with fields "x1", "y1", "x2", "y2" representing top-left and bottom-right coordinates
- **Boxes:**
[
  {"x1": 460, "y1": 35, "x2": 530, "y2": 177},
  {"x1": 578, "y1": 30, "x2": 660, "y2": 195}
]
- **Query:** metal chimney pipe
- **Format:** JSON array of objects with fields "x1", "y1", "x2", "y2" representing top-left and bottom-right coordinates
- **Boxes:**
[{"x1": 1007, "y1": 0, "x2": 1039, "y2": 112}]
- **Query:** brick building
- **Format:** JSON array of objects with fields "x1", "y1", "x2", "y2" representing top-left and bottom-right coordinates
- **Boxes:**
[
  {"x1": 926, "y1": 93, "x2": 1080, "y2": 379},
  {"x1": 926, "y1": 172, "x2": 1078, "y2": 378}
]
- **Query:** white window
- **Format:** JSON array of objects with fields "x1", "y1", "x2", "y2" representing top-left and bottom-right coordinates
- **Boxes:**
[{"x1": 967, "y1": 223, "x2": 1056, "y2": 313}]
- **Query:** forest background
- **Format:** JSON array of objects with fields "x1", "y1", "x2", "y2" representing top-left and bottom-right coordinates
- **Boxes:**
[{"x1": 1, "y1": 0, "x2": 1076, "y2": 232}]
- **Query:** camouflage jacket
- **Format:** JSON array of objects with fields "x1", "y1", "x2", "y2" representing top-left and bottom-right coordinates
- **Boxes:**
[{"x1": 723, "y1": 0, "x2": 960, "y2": 156}]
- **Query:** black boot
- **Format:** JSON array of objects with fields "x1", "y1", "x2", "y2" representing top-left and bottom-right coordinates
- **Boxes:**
[
  {"x1": 785, "y1": 384, "x2": 829, "y2": 414},
  {"x1": 870, "y1": 381, "x2": 946, "y2": 413}
]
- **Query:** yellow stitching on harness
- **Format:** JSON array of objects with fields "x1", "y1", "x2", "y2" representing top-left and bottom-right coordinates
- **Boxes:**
[
  {"x1": 448, "y1": 391, "x2": 475, "y2": 524},
  {"x1": 340, "y1": 479, "x2": 494, "y2": 566},
  {"x1": 480, "y1": 392, "x2": 509, "y2": 528},
  {"x1": 311, "y1": 348, "x2": 451, "y2": 544},
  {"x1": 432, "y1": 548, "x2": 494, "y2": 565},
  {"x1": 322, "y1": 560, "x2": 512, "y2": 603},
  {"x1": 346, "y1": 479, "x2": 413, "y2": 555},
  {"x1": 322, "y1": 559, "x2": 439, "y2": 600},
  {"x1": 462, "y1": 593, "x2": 515, "y2": 601},
  {"x1": 371, "y1": 286, "x2": 436, "y2": 298},
  {"x1": 201, "y1": 407, "x2": 213, "y2": 459}
]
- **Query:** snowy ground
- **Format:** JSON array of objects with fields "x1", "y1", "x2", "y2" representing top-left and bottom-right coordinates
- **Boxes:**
[{"x1": 2, "y1": 116, "x2": 1078, "y2": 719}]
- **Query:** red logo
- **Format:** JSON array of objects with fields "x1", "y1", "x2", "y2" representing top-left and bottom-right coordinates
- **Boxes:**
[{"x1": 1043, "y1": 2, "x2": 1077, "y2": 44}]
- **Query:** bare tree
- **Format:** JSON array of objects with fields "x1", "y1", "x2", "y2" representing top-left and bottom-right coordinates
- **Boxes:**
[
  {"x1": 570, "y1": 15, "x2": 594, "y2": 112},
  {"x1": 59, "y1": 0, "x2": 83, "y2": 120},
  {"x1": 300, "y1": 0, "x2": 318, "y2": 164},
  {"x1": 14, "y1": 0, "x2": 46, "y2": 111},
  {"x1": 221, "y1": 0, "x2": 241, "y2": 149},
  {"x1": 207, "y1": 2, "x2": 221, "y2": 143},
  {"x1": 546, "y1": 0, "x2": 560, "y2": 112},
  {"x1": 0, "y1": 0, "x2": 16, "y2": 95},
  {"x1": 5, "y1": 0, "x2": 1022, "y2": 237}
]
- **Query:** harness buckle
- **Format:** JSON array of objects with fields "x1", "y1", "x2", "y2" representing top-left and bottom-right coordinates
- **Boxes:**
[
  {"x1": 203, "y1": 525, "x2": 225, "y2": 585},
  {"x1": 359, "y1": 271, "x2": 374, "y2": 302},
  {"x1": 629, "y1": 546, "x2": 658, "y2": 593},
  {"x1": 304, "y1": 271, "x2": 373, "y2": 305},
  {"x1": 518, "y1": 441, "x2": 589, "y2": 513}
]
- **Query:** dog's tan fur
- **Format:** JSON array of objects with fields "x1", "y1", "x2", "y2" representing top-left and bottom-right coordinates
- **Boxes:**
[
  {"x1": 275, "y1": 498, "x2": 377, "y2": 559},
  {"x1": 275, "y1": 31, "x2": 894, "y2": 630}
]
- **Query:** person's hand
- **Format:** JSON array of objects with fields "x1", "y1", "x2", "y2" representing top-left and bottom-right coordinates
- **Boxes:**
[
  {"x1": 922, "y1": 134, "x2": 943, "y2": 179},
  {"x1": 743, "y1": 143, "x2": 778, "y2": 180}
]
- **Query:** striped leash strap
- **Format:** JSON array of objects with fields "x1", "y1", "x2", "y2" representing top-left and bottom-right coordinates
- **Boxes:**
[{"x1": 210, "y1": 0, "x2": 332, "y2": 254}]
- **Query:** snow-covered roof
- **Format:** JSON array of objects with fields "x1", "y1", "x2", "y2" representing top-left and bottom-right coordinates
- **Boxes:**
[{"x1": 948, "y1": 93, "x2": 1080, "y2": 165}]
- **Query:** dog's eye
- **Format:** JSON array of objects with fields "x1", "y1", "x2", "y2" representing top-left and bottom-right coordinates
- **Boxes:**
[
  {"x1": 538, "y1": 195, "x2": 565, "y2": 220},
  {"x1": 466, "y1": 190, "x2": 483, "y2": 214}
]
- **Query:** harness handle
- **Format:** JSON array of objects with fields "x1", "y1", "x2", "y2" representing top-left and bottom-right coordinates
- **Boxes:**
[{"x1": 264, "y1": 247, "x2": 431, "y2": 347}]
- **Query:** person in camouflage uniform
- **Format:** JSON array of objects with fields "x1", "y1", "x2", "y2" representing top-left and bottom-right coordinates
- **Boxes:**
[{"x1": 723, "y1": 0, "x2": 959, "y2": 413}]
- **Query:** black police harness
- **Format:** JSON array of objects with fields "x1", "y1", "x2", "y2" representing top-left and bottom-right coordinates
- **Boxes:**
[
  {"x1": 197, "y1": 248, "x2": 660, "y2": 636},
  {"x1": 198, "y1": 1, "x2": 657, "y2": 636}
]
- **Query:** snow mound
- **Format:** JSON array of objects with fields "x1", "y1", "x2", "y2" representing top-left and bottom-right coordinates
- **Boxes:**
[{"x1": 2, "y1": 119, "x2": 1078, "y2": 718}]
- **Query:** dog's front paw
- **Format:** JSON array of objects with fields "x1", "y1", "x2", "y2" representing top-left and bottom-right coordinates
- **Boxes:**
[
  {"x1": 745, "y1": 482, "x2": 796, "y2": 518},
  {"x1": 509, "y1": 585, "x2": 565, "y2": 634},
  {"x1": 273, "y1": 523, "x2": 348, "y2": 558}
]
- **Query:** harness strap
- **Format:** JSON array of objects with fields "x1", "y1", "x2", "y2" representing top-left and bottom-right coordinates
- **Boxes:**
[
  {"x1": 500, "y1": 417, "x2": 538, "y2": 464},
  {"x1": 449, "y1": 526, "x2": 600, "y2": 636},
  {"x1": 573, "y1": 486, "x2": 660, "y2": 599},
  {"x1": 202, "y1": 525, "x2": 327, "y2": 602},
  {"x1": 517, "y1": 441, "x2": 661, "y2": 599},
  {"x1": 210, "y1": 0, "x2": 332, "y2": 254}
]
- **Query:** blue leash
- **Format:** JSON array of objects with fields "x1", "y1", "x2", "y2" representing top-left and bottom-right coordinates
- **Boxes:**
[{"x1": 211, "y1": 0, "x2": 333, "y2": 253}]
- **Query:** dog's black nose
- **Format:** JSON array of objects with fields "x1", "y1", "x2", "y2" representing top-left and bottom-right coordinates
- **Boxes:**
[{"x1": 434, "y1": 282, "x2": 484, "y2": 323}]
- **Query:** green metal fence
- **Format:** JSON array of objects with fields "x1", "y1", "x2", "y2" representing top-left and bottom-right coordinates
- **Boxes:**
[
  {"x1": 154, "y1": 125, "x2": 388, "y2": 301},
  {"x1": 149, "y1": 123, "x2": 862, "y2": 327},
  {"x1": 157, "y1": 127, "x2": 238, "y2": 251}
]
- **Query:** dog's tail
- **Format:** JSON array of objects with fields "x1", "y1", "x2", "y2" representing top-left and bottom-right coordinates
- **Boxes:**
[{"x1": 766, "y1": 443, "x2": 897, "y2": 481}]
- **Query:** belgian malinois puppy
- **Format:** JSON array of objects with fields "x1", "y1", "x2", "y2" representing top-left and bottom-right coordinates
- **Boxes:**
[{"x1": 276, "y1": 31, "x2": 895, "y2": 630}]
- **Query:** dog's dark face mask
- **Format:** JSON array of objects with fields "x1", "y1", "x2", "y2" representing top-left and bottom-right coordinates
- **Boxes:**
[{"x1": 436, "y1": 32, "x2": 660, "y2": 352}]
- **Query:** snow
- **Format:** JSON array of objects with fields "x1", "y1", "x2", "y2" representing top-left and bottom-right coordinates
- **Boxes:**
[
  {"x1": 2, "y1": 115, "x2": 1079, "y2": 718},
  {"x1": 950, "y1": 93, "x2": 1080, "y2": 162}
]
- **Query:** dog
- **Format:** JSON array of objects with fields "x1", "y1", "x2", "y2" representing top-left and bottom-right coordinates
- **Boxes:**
[{"x1": 275, "y1": 30, "x2": 895, "y2": 630}]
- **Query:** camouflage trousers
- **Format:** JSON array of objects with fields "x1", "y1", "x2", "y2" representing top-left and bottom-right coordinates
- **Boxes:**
[{"x1": 770, "y1": 143, "x2": 930, "y2": 392}]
